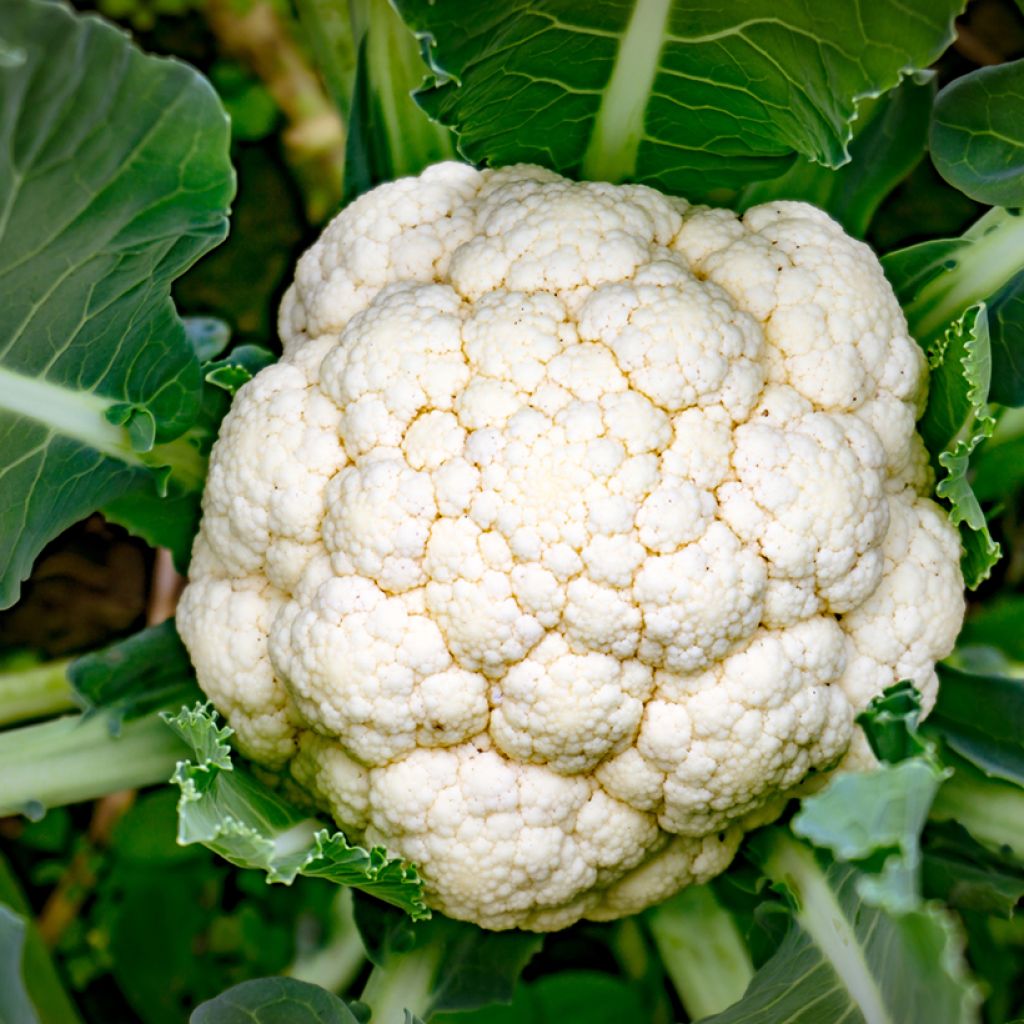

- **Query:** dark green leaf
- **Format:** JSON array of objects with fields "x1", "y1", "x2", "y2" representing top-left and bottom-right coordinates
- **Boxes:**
[
  {"x1": 931, "y1": 59, "x2": 1024, "y2": 208},
  {"x1": 922, "y1": 821, "x2": 1024, "y2": 916},
  {"x1": 0, "y1": 0, "x2": 233, "y2": 608},
  {"x1": 427, "y1": 922, "x2": 543, "y2": 1014},
  {"x1": 986, "y1": 270, "x2": 1024, "y2": 407},
  {"x1": 857, "y1": 680, "x2": 933, "y2": 764},
  {"x1": 68, "y1": 620, "x2": 202, "y2": 729},
  {"x1": 434, "y1": 972, "x2": 648, "y2": 1024},
  {"x1": 190, "y1": 978, "x2": 361, "y2": 1024},
  {"x1": 204, "y1": 345, "x2": 277, "y2": 395},
  {"x1": 958, "y1": 594, "x2": 1024, "y2": 660},
  {"x1": 164, "y1": 704, "x2": 430, "y2": 920},
  {"x1": 343, "y1": 0, "x2": 456, "y2": 204},
  {"x1": 705, "y1": 832, "x2": 980, "y2": 1024},
  {"x1": 931, "y1": 665, "x2": 1024, "y2": 787},
  {"x1": 739, "y1": 72, "x2": 935, "y2": 238},
  {"x1": 971, "y1": 431, "x2": 1024, "y2": 502},
  {"x1": 394, "y1": 0, "x2": 961, "y2": 199}
]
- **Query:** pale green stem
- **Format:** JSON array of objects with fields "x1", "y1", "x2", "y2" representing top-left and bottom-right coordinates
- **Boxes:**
[
  {"x1": 910, "y1": 207, "x2": 1024, "y2": 342},
  {"x1": 0, "y1": 712, "x2": 186, "y2": 819},
  {"x1": 581, "y1": 0, "x2": 673, "y2": 182},
  {"x1": 760, "y1": 832, "x2": 891, "y2": 1024},
  {"x1": 360, "y1": 935, "x2": 444, "y2": 1023},
  {"x1": 647, "y1": 884, "x2": 754, "y2": 1020},
  {"x1": 287, "y1": 888, "x2": 366, "y2": 994},
  {"x1": 0, "y1": 659, "x2": 76, "y2": 727}
]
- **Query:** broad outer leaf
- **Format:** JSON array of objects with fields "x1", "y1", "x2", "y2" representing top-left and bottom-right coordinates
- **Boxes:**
[
  {"x1": 0, "y1": 0, "x2": 233, "y2": 608},
  {"x1": 394, "y1": 0, "x2": 962, "y2": 198},
  {"x1": 104, "y1": 343, "x2": 274, "y2": 569},
  {"x1": 739, "y1": 72, "x2": 935, "y2": 238},
  {"x1": 190, "y1": 978, "x2": 361, "y2": 1024},
  {"x1": 164, "y1": 705, "x2": 430, "y2": 921},
  {"x1": 931, "y1": 59, "x2": 1024, "y2": 208},
  {"x1": 703, "y1": 832, "x2": 980, "y2": 1024}
]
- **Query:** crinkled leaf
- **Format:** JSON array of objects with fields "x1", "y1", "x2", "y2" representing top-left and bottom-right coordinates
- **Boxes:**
[
  {"x1": 0, "y1": 0, "x2": 233, "y2": 608},
  {"x1": 739, "y1": 71, "x2": 935, "y2": 238},
  {"x1": 916, "y1": 305, "x2": 1000, "y2": 587},
  {"x1": 394, "y1": 0, "x2": 962, "y2": 199},
  {"x1": 343, "y1": 0, "x2": 456, "y2": 204},
  {"x1": 164, "y1": 705, "x2": 430, "y2": 921},
  {"x1": 792, "y1": 758, "x2": 946, "y2": 913},
  {"x1": 67, "y1": 620, "x2": 202, "y2": 730},
  {"x1": 931, "y1": 59, "x2": 1024, "y2": 208},
  {"x1": 704, "y1": 832, "x2": 981, "y2": 1024},
  {"x1": 190, "y1": 978, "x2": 361, "y2": 1024},
  {"x1": 204, "y1": 344, "x2": 276, "y2": 396}
]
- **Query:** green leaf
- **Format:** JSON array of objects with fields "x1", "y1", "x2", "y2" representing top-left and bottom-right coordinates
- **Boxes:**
[
  {"x1": 67, "y1": 620, "x2": 202, "y2": 729},
  {"x1": 703, "y1": 832, "x2": 981, "y2": 1024},
  {"x1": 0, "y1": 905, "x2": 38, "y2": 1024},
  {"x1": 922, "y1": 821, "x2": 1024, "y2": 916},
  {"x1": 426, "y1": 922, "x2": 543, "y2": 1014},
  {"x1": 343, "y1": 0, "x2": 456, "y2": 205},
  {"x1": 739, "y1": 71, "x2": 936, "y2": 238},
  {"x1": 958, "y1": 593, "x2": 1024, "y2": 660},
  {"x1": 986, "y1": 269, "x2": 1024, "y2": 407},
  {"x1": 931, "y1": 665, "x2": 1024, "y2": 788},
  {"x1": 352, "y1": 894, "x2": 542, "y2": 1016},
  {"x1": 916, "y1": 305, "x2": 1000, "y2": 587},
  {"x1": 434, "y1": 973, "x2": 650, "y2": 1024},
  {"x1": 792, "y1": 759, "x2": 946, "y2": 913},
  {"x1": 0, "y1": 0, "x2": 233, "y2": 608},
  {"x1": 103, "y1": 344, "x2": 274, "y2": 568},
  {"x1": 393, "y1": 0, "x2": 962, "y2": 198},
  {"x1": 856, "y1": 680, "x2": 934, "y2": 764},
  {"x1": 191, "y1": 978, "x2": 362, "y2": 1024},
  {"x1": 164, "y1": 704, "x2": 430, "y2": 921},
  {"x1": 203, "y1": 344, "x2": 277, "y2": 396},
  {"x1": 931, "y1": 59, "x2": 1024, "y2": 208}
]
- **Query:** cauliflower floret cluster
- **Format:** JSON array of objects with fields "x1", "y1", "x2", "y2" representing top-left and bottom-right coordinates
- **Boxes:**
[{"x1": 178, "y1": 163, "x2": 965, "y2": 931}]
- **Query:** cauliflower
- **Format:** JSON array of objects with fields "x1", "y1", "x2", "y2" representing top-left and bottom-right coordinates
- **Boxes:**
[{"x1": 177, "y1": 163, "x2": 965, "y2": 931}]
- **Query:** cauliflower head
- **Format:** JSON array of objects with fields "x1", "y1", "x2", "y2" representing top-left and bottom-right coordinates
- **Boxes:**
[{"x1": 177, "y1": 163, "x2": 965, "y2": 931}]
